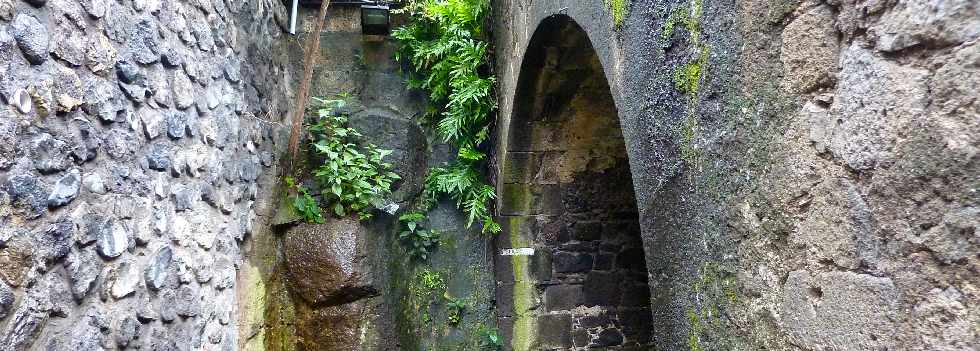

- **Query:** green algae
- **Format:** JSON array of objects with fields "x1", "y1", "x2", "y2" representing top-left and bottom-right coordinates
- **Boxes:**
[
  {"x1": 607, "y1": 0, "x2": 629, "y2": 28},
  {"x1": 507, "y1": 216, "x2": 536, "y2": 351}
]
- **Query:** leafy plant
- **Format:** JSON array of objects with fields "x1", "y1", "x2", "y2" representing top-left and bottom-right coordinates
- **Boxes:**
[
  {"x1": 399, "y1": 212, "x2": 441, "y2": 260},
  {"x1": 393, "y1": 0, "x2": 500, "y2": 234},
  {"x1": 303, "y1": 96, "x2": 401, "y2": 220},
  {"x1": 422, "y1": 162, "x2": 499, "y2": 233},
  {"x1": 445, "y1": 296, "x2": 466, "y2": 325},
  {"x1": 479, "y1": 327, "x2": 503, "y2": 349},
  {"x1": 285, "y1": 177, "x2": 325, "y2": 224},
  {"x1": 416, "y1": 269, "x2": 445, "y2": 296}
]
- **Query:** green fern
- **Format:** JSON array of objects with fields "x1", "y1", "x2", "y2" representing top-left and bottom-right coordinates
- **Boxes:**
[{"x1": 394, "y1": 0, "x2": 500, "y2": 234}]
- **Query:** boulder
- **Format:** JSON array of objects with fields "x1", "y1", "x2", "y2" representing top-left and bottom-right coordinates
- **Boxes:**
[{"x1": 282, "y1": 219, "x2": 376, "y2": 305}]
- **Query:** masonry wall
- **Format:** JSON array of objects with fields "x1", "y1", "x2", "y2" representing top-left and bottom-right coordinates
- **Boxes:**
[
  {"x1": 493, "y1": 0, "x2": 978, "y2": 350},
  {"x1": 493, "y1": 17, "x2": 652, "y2": 350},
  {"x1": 0, "y1": 0, "x2": 296, "y2": 350}
]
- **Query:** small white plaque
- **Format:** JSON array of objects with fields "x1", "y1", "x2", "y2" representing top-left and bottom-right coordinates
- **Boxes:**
[{"x1": 501, "y1": 248, "x2": 535, "y2": 256}]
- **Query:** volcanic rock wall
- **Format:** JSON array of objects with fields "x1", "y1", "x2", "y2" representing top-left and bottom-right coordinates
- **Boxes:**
[
  {"x1": 492, "y1": 0, "x2": 978, "y2": 350},
  {"x1": 0, "y1": 0, "x2": 297, "y2": 350}
]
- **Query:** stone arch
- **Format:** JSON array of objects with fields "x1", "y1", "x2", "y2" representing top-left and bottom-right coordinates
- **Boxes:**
[{"x1": 494, "y1": 15, "x2": 653, "y2": 350}]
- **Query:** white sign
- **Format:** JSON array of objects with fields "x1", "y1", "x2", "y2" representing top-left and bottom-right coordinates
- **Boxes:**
[{"x1": 501, "y1": 248, "x2": 535, "y2": 256}]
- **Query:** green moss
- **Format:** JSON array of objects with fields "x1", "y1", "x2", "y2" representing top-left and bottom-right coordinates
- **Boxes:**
[
  {"x1": 668, "y1": 0, "x2": 711, "y2": 172},
  {"x1": 507, "y1": 217, "x2": 536, "y2": 350},
  {"x1": 661, "y1": 8, "x2": 689, "y2": 44},
  {"x1": 673, "y1": 60, "x2": 701, "y2": 95},
  {"x1": 686, "y1": 262, "x2": 740, "y2": 351},
  {"x1": 607, "y1": 0, "x2": 629, "y2": 28},
  {"x1": 687, "y1": 308, "x2": 704, "y2": 351},
  {"x1": 686, "y1": 0, "x2": 704, "y2": 41},
  {"x1": 680, "y1": 113, "x2": 701, "y2": 168}
]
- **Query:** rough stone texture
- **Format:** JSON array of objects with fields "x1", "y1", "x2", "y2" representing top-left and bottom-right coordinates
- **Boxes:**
[
  {"x1": 493, "y1": 26, "x2": 652, "y2": 349},
  {"x1": 282, "y1": 219, "x2": 376, "y2": 306},
  {"x1": 781, "y1": 270, "x2": 899, "y2": 349},
  {"x1": 492, "y1": 0, "x2": 979, "y2": 350},
  {"x1": 779, "y1": 4, "x2": 839, "y2": 93},
  {"x1": 10, "y1": 14, "x2": 48, "y2": 65},
  {"x1": 0, "y1": 0, "x2": 288, "y2": 349}
]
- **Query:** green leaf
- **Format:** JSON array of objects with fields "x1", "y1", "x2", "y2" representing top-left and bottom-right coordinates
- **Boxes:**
[{"x1": 333, "y1": 202, "x2": 345, "y2": 217}]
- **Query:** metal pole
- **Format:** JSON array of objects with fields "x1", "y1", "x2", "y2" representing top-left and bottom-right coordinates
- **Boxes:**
[{"x1": 289, "y1": 0, "x2": 298, "y2": 35}]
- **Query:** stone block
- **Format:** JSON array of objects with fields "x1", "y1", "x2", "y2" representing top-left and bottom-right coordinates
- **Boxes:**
[
  {"x1": 502, "y1": 152, "x2": 537, "y2": 184},
  {"x1": 535, "y1": 314, "x2": 572, "y2": 349},
  {"x1": 532, "y1": 215, "x2": 564, "y2": 246},
  {"x1": 553, "y1": 252, "x2": 592, "y2": 273},
  {"x1": 779, "y1": 4, "x2": 839, "y2": 93},
  {"x1": 544, "y1": 284, "x2": 583, "y2": 311},
  {"x1": 619, "y1": 310, "x2": 653, "y2": 344},
  {"x1": 594, "y1": 253, "x2": 614, "y2": 271},
  {"x1": 584, "y1": 271, "x2": 622, "y2": 306},
  {"x1": 616, "y1": 247, "x2": 647, "y2": 272},
  {"x1": 569, "y1": 220, "x2": 601, "y2": 241},
  {"x1": 781, "y1": 270, "x2": 899, "y2": 349},
  {"x1": 528, "y1": 248, "x2": 553, "y2": 281},
  {"x1": 578, "y1": 313, "x2": 613, "y2": 328},
  {"x1": 593, "y1": 328, "x2": 624, "y2": 347},
  {"x1": 500, "y1": 183, "x2": 563, "y2": 216}
]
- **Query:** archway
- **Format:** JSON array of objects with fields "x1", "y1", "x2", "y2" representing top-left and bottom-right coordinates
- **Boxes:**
[{"x1": 494, "y1": 16, "x2": 652, "y2": 350}]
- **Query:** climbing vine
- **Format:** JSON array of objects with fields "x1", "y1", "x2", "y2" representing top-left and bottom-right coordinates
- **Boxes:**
[{"x1": 393, "y1": 0, "x2": 501, "y2": 234}]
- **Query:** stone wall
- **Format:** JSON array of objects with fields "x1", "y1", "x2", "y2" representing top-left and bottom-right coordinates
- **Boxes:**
[
  {"x1": 494, "y1": 16, "x2": 652, "y2": 350},
  {"x1": 492, "y1": 0, "x2": 978, "y2": 350},
  {"x1": 236, "y1": 6, "x2": 500, "y2": 351},
  {"x1": 0, "y1": 0, "x2": 296, "y2": 350}
]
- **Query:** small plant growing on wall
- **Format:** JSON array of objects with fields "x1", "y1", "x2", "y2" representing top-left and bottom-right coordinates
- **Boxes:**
[
  {"x1": 479, "y1": 327, "x2": 503, "y2": 349},
  {"x1": 288, "y1": 96, "x2": 401, "y2": 222},
  {"x1": 399, "y1": 212, "x2": 441, "y2": 260},
  {"x1": 285, "y1": 177, "x2": 325, "y2": 223},
  {"x1": 445, "y1": 296, "x2": 466, "y2": 325}
]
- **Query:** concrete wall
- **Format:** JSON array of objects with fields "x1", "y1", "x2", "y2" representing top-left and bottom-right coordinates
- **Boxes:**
[
  {"x1": 0, "y1": 0, "x2": 297, "y2": 350},
  {"x1": 492, "y1": 0, "x2": 978, "y2": 350}
]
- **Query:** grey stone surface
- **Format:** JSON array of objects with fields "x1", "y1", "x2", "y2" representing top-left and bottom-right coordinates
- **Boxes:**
[
  {"x1": 96, "y1": 219, "x2": 128, "y2": 259},
  {"x1": 779, "y1": 4, "x2": 839, "y2": 93},
  {"x1": 0, "y1": 280, "x2": 12, "y2": 320},
  {"x1": 31, "y1": 133, "x2": 69, "y2": 174},
  {"x1": 5, "y1": 172, "x2": 47, "y2": 219},
  {"x1": 65, "y1": 248, "x2": 101, "y2": 301},
  {"x1": 46, "y1": 169, "x2": 80, "y2": 208},
  {"x1": 34, "y1": 219, "x2": 73, "y2": 268},
  {"x1": 781, "y1": 270, "x2": 899, "y2": 349},
  {"x1": 0, "y1": 0, "x2": 290, "y2": 346},
  {"x1": 50, "y1": 22, "x2": 85, "y2": 67},
  {"x1": 175, "y1": 284, "x2": 200, "y2": 317},
  {"x1": 166, "y1": 110, "x2": 187, "y2": 139},
  {"x1": 873, "y1": 0, "x2": 980, "y2": 52},
  {"x1": 146, "y1": 143, "x2": 171, "y2": 171},
  {"x1": 144, "y1": 246, "x2": 172, "y2": 291},
  {"x1": 110, "y1": 261, "x2": 140, "y2": 299},
  {"x1": 11, "y1": 14, "x2": 48, "y2": 65},
  {"x1": 0, "y1": 295, "x2": 48, "y2": 350},
  {"x1": 825, "y1": 43, "x2": 929, "y2": 171},
  {"x1": 85, "y1": 32, "x2": 116, "y2": 75},
  {"x1": 172, "y1": 71, "x2": 194, "y2": 110}
]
